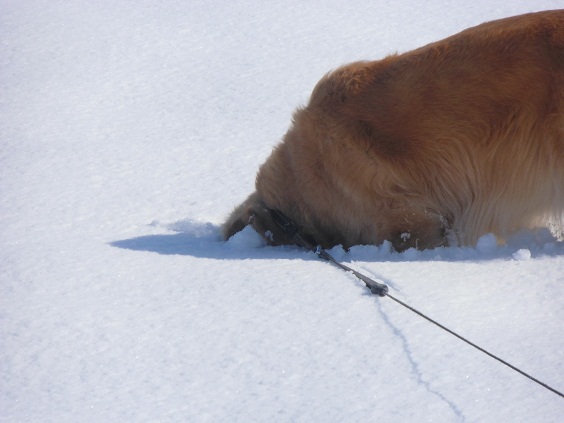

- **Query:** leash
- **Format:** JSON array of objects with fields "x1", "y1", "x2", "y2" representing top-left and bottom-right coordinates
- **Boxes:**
[
  {"x1": 269, "y1": 209, "x2": 564, "y2": 399},
  {"x1": 270, "y1": 210, "x2": 385, "y2": 295}
]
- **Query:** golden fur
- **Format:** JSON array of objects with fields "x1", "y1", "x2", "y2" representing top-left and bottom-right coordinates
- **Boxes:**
[{"x1": 223, "y1": 10, "x2": 564, "y2": 251}]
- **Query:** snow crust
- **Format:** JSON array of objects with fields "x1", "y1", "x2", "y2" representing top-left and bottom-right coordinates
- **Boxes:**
[{"x1": 1, "y1": 1, "x2": 563, "y2": 422}]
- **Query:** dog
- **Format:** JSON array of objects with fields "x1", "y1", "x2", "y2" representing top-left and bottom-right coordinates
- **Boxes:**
[{"x1": 223, "y1": 10, "x2": 564, "y2": 251}]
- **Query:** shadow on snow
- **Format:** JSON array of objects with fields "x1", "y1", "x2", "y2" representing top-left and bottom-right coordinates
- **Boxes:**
[{"x1": 109, "y1": 219, "x2": 564, "y2": 262}]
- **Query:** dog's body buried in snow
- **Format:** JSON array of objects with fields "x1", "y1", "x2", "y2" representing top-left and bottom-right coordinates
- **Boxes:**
[{"x1": 223, "y1": 10, "x2": 564, "y2": 251}]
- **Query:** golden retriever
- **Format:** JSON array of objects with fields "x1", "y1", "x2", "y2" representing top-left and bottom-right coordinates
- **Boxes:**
[{"x1": 223, "y1": 10, "x2": 564, "y2": 251}]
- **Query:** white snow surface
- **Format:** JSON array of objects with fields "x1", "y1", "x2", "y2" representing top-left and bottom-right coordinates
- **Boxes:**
[{"x1": 1, "y1": 1, "x2": 563, "y2": 422}]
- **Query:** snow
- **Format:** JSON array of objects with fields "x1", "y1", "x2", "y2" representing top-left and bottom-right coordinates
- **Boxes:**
[
  {"x1": 512, "y1": 249, "x2": 532, "y2": 261},
  {"x1": 1, "y1": 1, "x2": 563, "y2": 422}
]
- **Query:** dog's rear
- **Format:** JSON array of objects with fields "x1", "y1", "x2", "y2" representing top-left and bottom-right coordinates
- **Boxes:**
[{"x1": 224, "y1": 10, "x2": 564, "y2": 250}]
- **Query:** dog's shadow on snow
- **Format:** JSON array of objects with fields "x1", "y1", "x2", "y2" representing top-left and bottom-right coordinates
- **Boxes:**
[
  {"x1": 111, "y1": 232, "x2": 222, "y2": 257},
  {"x1": 109, "y1": 220, "x2": 310, "y2": 261},
  {"x1": 110, "y1": 219, "x2": 564, "y2": 262}
]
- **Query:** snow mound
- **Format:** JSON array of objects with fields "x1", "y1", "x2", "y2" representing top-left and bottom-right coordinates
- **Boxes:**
[
  {"x1": 226, "y1": 225, "x2": 267, "y2": 249},
  {"x1": 512, "y1": 248, "x2": 531, "y2": 261},
  {"x1": 476, "y1": 233, "x2": 498, "y2": 254}
]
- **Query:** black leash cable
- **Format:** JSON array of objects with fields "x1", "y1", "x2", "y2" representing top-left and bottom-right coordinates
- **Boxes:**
[
  {"x1": 383, "y1": 292, "x2": 564, "y2": 399},
  {"x1": 318, "y1": 243, "x2": 564, "y2": 399},
  {"x1": 268, "y1": 209, "x2": 564, "y2": 399}
]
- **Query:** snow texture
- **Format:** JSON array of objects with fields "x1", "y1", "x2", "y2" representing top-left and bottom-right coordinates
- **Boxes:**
[{"x1": 1, "y1": 1, "x2": 563, "y2": 422}]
